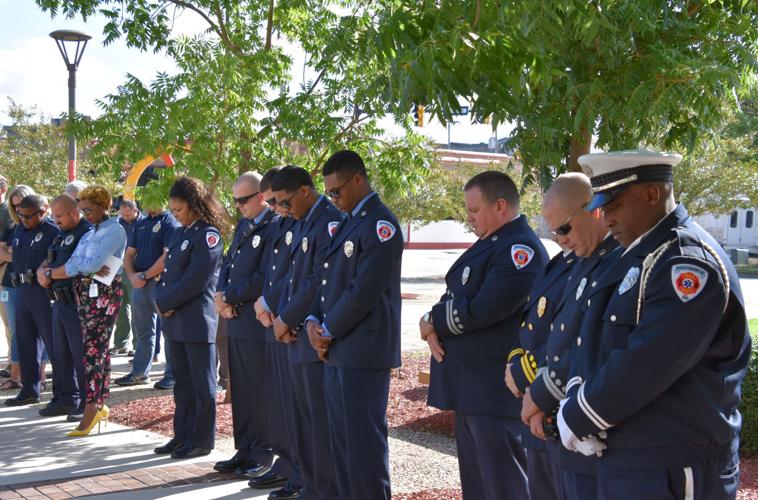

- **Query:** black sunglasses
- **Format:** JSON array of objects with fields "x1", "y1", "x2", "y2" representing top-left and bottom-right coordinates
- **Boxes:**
[
  {"x1": 325, "y1": 175, "x2": 354, "y2": 200},
  {"x1": 277, "y1": 191, "x2": 299, "y2": 210},
  {"x1": 550, "y1": 204, "x2": 587, "y2": 237},
  {"x1": 266, "y1": 197, "x2": 277, "y2": 208},
  {"x1": 233, "y1": 191, "x2": 260, "y2": 205},
  {"x1": 16, "y1": 209, "x2": 42, "y2": 221}
]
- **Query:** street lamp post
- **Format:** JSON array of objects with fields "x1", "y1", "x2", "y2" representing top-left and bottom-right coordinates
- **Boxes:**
[{"x1": 49, "y1": 29, "x2": 91, "y2": 182}]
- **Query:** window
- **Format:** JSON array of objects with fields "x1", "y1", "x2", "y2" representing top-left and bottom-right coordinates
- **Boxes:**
[
  {"x1": 730, "y1": 211, "x2": 738, "y2": 228},
  {"x1": 746, "y1": 210, "x2": 754, "y2": 229}
]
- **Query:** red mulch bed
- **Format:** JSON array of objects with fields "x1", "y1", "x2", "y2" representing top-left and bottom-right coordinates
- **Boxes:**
[
  {"x1": 740, "y1": 456, "x2": 758, "y2": 500},
  {"x1": 393, "y1": 489, "x2": 462, "y2": 499}
]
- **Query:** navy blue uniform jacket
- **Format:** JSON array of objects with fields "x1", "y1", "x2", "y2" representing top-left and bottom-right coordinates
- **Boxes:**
[
  {"x1": 278, "y1": 197, "x2": 343, "y2": 365},
  {"x1": 47, "y1": 219, "x2": 91, "y2": 290},
  {"x1": 155, "y1": 221, "x2": 223, "y2": 344},
  {"x1": 217, "y1": 210, "x2": 276, "y2": 342},
  {"x1": 11, "y1": 219, "x2": 59, "y2": 278},
  {"x1": 262, "y1": 215, "x2": 296, "y2": 343},
  {"x1": 427, "y1": 215, "x2": 547, "y2": 417},
  {"x1": 562, "y1": 205, "x2": 751, "y2": 469},
  {"x1": 308, "y1": 194, "x2": 404, "y2": 370}
]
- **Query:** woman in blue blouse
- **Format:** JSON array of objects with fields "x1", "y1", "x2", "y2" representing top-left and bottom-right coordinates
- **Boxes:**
[{"x1": 45, "y1": 186, "x2": 127, "y2": 436}]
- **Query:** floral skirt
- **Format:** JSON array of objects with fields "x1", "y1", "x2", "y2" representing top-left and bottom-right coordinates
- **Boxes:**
[{"x1": 74, "y1": 275, "x2": 123, "y2": 406}]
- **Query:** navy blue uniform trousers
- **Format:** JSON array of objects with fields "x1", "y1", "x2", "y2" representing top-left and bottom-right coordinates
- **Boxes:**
[
  {"x1": 527, "y1": 447, "x2": 564, "y2": 500},
  {"x1": 51, "y1": 301, "x2": 85, "y2": 409},
  {"x1": 266, "y1": 340, "x2": 302, "y2": 488},
  {"x1": 169, "y1": 339, "x2": 216, "y2": 450},
  {"x1": 454, "y1": 414, "x2": 529, "y2": 500},
  {"x1": 289, "y1": 361, "x2": 339, "y2": 499},
  {"x1": 324, "y1": 365, "x2": 391, "y2": 500},
  {"x1": 15, "y1": 285, "x2": 53, "y2": 399},
  {"x1": 228, "y1": 337, "x2": 273, "y2": 465},
  {"x1": 561, "y1": 470, "x2": 597, "y2": 500}
]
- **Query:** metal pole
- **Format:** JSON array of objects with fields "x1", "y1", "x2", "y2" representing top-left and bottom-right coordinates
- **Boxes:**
[
  {"x1": 447, "y1": 122, "x2": 451, "y2": 149},
  {"x1": 67, "y1": 64, "x2": 77, "y2": 182}
]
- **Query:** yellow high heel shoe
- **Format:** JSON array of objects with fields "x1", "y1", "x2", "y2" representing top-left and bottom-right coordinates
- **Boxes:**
[{"x1": 66, "y1": 407, "x2": 108, "y2": 437}]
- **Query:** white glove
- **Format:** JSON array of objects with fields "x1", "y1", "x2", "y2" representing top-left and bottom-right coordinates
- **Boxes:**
[{"x1": 558, "y1": 399, "x2": 607, "y2": 457}]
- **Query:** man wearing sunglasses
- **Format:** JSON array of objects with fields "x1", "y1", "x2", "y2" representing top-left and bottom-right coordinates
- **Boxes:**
[
  {"x1": 116, "y1": 202, "x2": 180, "y2": 388},
  {"x1": 258, "y1": 165, "x2": 342, "y2": 500},
  {"x1": 4, "y1": 195, "x2": 59, "y2": 407},
  {"x1": 212, "y1": 172, "x2": 279, "y2": 482},
  {"x1": 305, "y1": 150, "x2": 403, "y2": 499},
  {"x1": 556, "y1": 150, "x2": 750, "y2": 499},
  {"x1": 512, "y1": 173, "x2": 620, "y2": 499}
]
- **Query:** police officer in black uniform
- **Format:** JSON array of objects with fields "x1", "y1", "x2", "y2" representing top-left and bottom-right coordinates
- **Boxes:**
[
  {"x1": 36, "y1": 195, "x2": 91, "y2": 418},
  {"x1": 558, "y1": 150, "x2": 751, "y2": 499},
  {"x1": 153, "y1": 177, "x2": 226, "y2": 459},
  {"x1": 420, "y1": 171, "x2": 547, "y2": 499},
  {"x1": 252, "y1": 168, "x2": 304, "y2": 498},
  {"x1": 4, "y1": 195, "x2": 59, "y2": 407},
  {"x1": 306, "y1": 150, "x2": 403, "y2": 500},
  {"x1": 212, "y1": 172, "x2": 277, "y2": 479}
]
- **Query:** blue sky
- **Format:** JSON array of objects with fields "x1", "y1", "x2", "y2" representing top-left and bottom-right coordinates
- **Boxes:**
[{"x1": 0, "y1": 0, "x2": 510, "y2": 146}]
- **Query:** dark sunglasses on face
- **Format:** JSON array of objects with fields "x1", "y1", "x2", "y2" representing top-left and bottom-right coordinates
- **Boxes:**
[
  {"x1": 16, "y1": 209, "x2": 42, "y2": 221},
  {"x1": 550, "y1": 203, "x2": 588, "y2": 237},
  {"x1": 325, "y1": 176, "x2": 354, "y2": 200},
  {"x1": 233, "y1": 191, "x2": 260, "y2": 206},
  {"x1": 266, "y1": 197, "x2": 277, "y2": 208},
  {"x1": 277, "y1": 191, "x2": 299, "y2": 210}
]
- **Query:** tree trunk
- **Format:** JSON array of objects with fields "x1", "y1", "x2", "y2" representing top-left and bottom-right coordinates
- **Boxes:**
[{"x1": 568, "y1": 125, "x2": 592, "y2": 172}]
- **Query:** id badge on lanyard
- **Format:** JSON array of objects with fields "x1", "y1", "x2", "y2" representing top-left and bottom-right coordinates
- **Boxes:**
[{"x1": 89, "y1": 282, "x2": 99, "y2": 298}]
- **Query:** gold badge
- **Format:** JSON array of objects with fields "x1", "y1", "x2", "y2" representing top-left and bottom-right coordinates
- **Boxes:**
[
  {"x1": 461, "y1": 266, "x2": 470, "y2": 285},
  {"x1": 344, "y1": 240, "x2": 354, "y2": 258},
  {"x1": 301, "y1": 237, "x2": 308, "y2": 253},
  {"x1": 285, "y1": 231, "x2": 293, "y2": 245},
  {"x1": 537, "y1": 296, "x2": 547, "y2": 318}
]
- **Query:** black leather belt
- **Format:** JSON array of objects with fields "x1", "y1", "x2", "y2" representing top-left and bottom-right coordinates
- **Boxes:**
[{"x1": 48, "y1": 286, "x2": 76, "y2": 304}]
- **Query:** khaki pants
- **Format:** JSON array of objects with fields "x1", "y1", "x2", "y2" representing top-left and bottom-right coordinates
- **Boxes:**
[{"x1": 0, "y1": 263, "x2": 10, "y2": 364}]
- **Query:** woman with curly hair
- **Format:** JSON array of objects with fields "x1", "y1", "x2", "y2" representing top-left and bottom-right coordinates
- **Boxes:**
[
  {"x1": 152, "y1": 177, "x2": 226, "y2": 459},
  {"x1": 48, "y1": 185, "x2": 127, "y2": 436}
]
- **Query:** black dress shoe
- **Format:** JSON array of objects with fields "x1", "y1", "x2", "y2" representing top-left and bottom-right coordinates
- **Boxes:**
[
  {"x1": 248, "y1": 470, "x2": 287, "y2": 489},
  {"x1": 154, "y1": 439, "x2": 182, "y2": 455},
  {"x1": 171, "y1": 446, "x2": 212, "y2": 459},
  {"x1": 214, "y1": 454, "x2": 247, "y2": 473},
  {"x1": 66, "y1": 411, "x2": 83, "y2": 423},
  {"x1": 4, "y1": 394, "x2": 39, "y2": 407},
  {"x1": 268, "y1": 486, "x2": 301, "y2": 499},
  {"x1": 235, "y1": 461, "x2": 271, "y2": 479},
  {"x1": 38, "y1": 403, "x2": 76, "y2": 417}
]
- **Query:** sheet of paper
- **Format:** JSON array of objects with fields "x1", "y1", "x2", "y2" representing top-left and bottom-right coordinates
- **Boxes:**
[{"x1": 92, "y1": 255, "x2": 123, "y2": 286}]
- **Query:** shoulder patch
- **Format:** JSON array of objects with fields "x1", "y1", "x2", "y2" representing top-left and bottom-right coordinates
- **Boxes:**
[
  {"x1": 671, "y1": 263, "x2": 708, "y2": 302},
  {"x1": 205, "y1": 231, "x2": 221, "y2": 248},
  {"x1": 511, "y1": 244, "x2": 534, "y2": 270},
  {"x1": 376, "y1": 220, "x2": 396, "y2": 242},
  {"x1": 328, "y1": 221, "x2": 340, "y2": 237}
]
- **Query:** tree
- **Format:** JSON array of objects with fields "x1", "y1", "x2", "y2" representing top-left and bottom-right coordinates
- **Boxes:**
[
  {"x1": 355, "y1": 0, "x2": 758, "y2": 179},
  {"x1": 0, "y1": 99, "x2": 115, "y2": 196}
]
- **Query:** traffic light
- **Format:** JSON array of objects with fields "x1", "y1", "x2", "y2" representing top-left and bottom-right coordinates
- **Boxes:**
[{"x1": 413, "y1": 104, "x2": 425, "y2": 127}]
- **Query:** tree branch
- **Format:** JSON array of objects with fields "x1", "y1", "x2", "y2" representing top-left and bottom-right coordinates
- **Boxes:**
[{"x1": 265, "y1": 0, "x2": 275, "y2": 50}]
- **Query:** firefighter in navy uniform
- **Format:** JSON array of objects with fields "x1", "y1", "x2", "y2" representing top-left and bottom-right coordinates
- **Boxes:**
[
  {"x1": 519, "y1": 173, "x2": 621, "y2": 499},
  {"x1": 419, "y1": 171, "x2": 548, "y2": 500},
  {"x1": 306, "y1": 150, "x2": 403, "y2": 500},
  {"x1": 36, "y1": 195, "x2": 91, "y2": 418},
  {"x1": 4, "y1": 195, "x2": 59, "y2": 407},
  {"x1": 558, "y1": 150, "x2": 751, "y2": 500},
  {"x1": 153, "y1": 177, "x2": 226, "y2": 459},
  {"x1": 505, "y1": 246, "x2": 575, "y2": 500},
  {"x1": 251, "y1": 167, "x2": 303, "y2": 499},
  {"x1": 213, "y1": 172, "x2": 277, "y2": 479}
]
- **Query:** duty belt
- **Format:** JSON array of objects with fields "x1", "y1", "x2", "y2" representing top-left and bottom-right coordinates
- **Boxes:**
[
  {"x1": 10, "y1": 271, "x2": 37, "y2": 286},
  {"x1": 48, "y1": 286, "x2": 76, "y2": 304}
]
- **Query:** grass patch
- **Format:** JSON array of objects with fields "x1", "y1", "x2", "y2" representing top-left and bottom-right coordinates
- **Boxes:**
[{"x1": 737, "y1": 264, "x2": 758, "y2": 276}]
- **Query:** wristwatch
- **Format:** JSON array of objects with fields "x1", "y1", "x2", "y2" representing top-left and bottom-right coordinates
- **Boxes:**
[
  {"x1": 221, "y1": 293, "x2": 228, "y2": 303},
  {"x1": 44, "y1": 269, "x2": 52, "y2": 279},
  {"x1": 423, "y1": 311, "x2": 432, "y2": 325},
  {"x1": 138, "y1": 272, "x2": 147, "y2": 281}
]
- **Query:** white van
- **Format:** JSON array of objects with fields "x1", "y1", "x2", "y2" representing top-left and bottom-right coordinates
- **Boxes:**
[{"x1": 725, "y1": 208, "x2": 758, "y2": 250}]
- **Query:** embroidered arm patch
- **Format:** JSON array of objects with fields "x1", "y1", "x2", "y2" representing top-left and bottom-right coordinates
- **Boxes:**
[{"x1": 671, "y1": 263, "x2": 708, "y2": 302}]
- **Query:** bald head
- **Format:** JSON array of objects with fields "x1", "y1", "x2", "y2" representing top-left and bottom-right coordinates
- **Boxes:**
[
  {"x1": 543, "y1": 172, "x2": 593, "y2": 213},
  {"x1": 51, "y1": 194, "x2": 79, "y2": 212},
  {"x1": 235, "y1": 171, "x2": 262, "y2": 192}
]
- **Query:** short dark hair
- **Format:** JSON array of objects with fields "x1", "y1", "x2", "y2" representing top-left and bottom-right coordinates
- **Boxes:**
[
  {"x1": 271, "y1": 165, "x2": 314, "y2": 192},
  {"x1": 322, "y1": 150, "x2": 367, "y2": 179},
  {"x1": 120, "y1": 199, "x2": 137, "y2": 210},
  {"x1": 261, "y1": 166, "x2": 282, "y2": 192},
  {"x1": 464, "y1": 171, "x2": 520, "y2": 209},
  {"x1": 19, "y1": 194, "x2": 46, "y2": 210}
]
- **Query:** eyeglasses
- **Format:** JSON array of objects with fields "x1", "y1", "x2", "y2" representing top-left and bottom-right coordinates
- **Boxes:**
[
  {"x1": 80, "y1": 207, "x2": 95, "y2": 215},
  {"x1": 277, "y1": 191, "x2": 299, "y2": 210},
  {"x1": 233, "y1": 191, "x2": 260, "y2": 206},
  {"x1": 266, "y1": 197, "x2": 277, "y2": 208},
  {"x1": 16, "y1": 210, "x2": 42, "y2": 221},
  {"x1": 550, "y1": 203, "x2": 587, "y2": 237},
  {"x1": 325, "y1": 175, "x2": 354, "y2": 200}
]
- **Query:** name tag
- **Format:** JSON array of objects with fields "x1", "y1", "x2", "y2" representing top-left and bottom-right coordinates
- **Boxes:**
[
  {"x1": 0, "y1": 290, "x2": 8, "y2": 302},
  {"x1": 89, "y1": 283, "x2": 99, "y2": 298}
]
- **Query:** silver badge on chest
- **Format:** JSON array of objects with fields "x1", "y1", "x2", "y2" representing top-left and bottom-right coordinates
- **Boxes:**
[
  {"x1": 301, "y1": 237, "x2": 308, "y2": 253},
  {"x1": 181, "y1": 240, "x2": 189, "y2": 251},
  {"x1": 252, "y1": 235, "x2": 261, "y2": 248},
  {"x1": 34, "y1": 232, "x2": 43, "y2": 243},
  {"x1": 618, "y1": 266, "x2": 640, "y2": 295},
  {"x1": 152, "y1": 222, "x2": 161, "y2": 233},
  {"x1": 285, "y1": 231, "x2": 293, "y2": 246},
  {"x1": 461, "y1": 266, "x2": 470, "y2": 285},
  {"x1": 576, "y1": 277, "x2": 587, "y2": 300},
  {"x1": 344, "y1": 240, "x2": 354, "y2": 258},
  {"x1": 64, "y1": 235, "x2": 75, "y2": 246}
]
